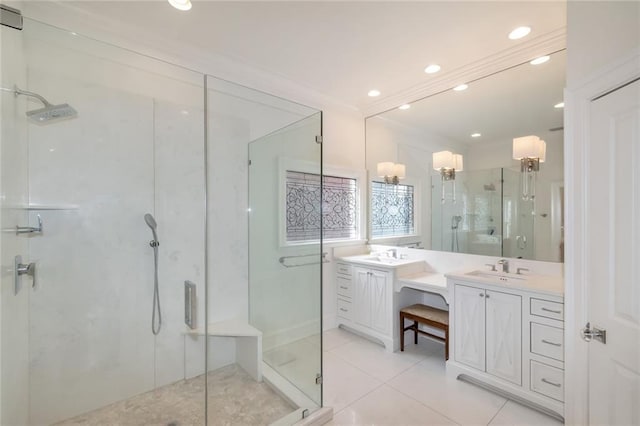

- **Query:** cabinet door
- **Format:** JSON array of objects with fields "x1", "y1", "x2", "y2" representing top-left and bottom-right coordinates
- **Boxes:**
[
  {"x1": 353, "y1": 267, "x2": 371, "y2": 327},
  {"x1": 370, "y1": 269, "x2": 390, "y2": 334},
  {"x1": 485, "y1": 290, "x2": 522, "y2": 385},
  {"x1": 454, "y1": 284, "x2": 486, "y2": 371}
]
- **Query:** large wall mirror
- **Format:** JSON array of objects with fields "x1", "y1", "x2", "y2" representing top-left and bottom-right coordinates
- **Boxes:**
[{"x1": 365, "y1": 50, "x2": 565, "y2": 262}]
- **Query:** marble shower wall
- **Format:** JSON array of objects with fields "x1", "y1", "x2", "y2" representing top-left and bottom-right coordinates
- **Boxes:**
[{"x1": 22, "y1": 22, "x2": 207, "y2": 424}]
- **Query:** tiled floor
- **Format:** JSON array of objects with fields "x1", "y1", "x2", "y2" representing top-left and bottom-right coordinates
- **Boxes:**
[
  {"x1": 323, "y1": 327, "x2": 563, "y2": 426},
  {"x1": 55, "y1": 364, "x2": 294, "y2": 426}
]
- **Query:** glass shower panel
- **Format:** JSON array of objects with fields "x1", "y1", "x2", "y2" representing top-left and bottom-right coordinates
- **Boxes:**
[
  {"x1": 503, "y1": 168, "x2": 535, "y2": 259},
  {"x1": 249, "y1": 112, "x2": 323, "y2": 409},
  {"x1": 206, "y1": 75, "x2": 322, "y2": 421},
  {"x1": 1, "y1": 17, "x2": 30, "y2": 426},
  {"x1": 1, "y1": 17, "x2": 207, "y2": 425}
]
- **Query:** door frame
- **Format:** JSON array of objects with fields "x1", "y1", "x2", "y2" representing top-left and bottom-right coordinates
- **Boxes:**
[{"x1": 564, "y1": 47, "x2": 640, "y2": 425}]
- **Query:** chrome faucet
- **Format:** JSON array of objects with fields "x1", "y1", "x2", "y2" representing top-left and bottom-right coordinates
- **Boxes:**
[
  {"x1": 497, "y1": 259, "x2": 510, "y2": 273},
  {"x1": 388, "y1": 249, "x2": 398, "y2": 259}
]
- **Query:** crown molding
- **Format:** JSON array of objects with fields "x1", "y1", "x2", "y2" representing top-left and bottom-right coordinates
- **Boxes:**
[{"x1": 363, "y1": 27, "x2": 567, "y2": 118}]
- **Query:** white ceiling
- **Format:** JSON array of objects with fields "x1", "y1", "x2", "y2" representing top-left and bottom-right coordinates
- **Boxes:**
[{"x1": 57, "y1": 1, "x2": 567, "y2": 110}]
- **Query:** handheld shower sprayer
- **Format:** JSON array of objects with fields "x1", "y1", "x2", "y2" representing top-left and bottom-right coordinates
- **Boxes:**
[
  {"x1": 144, "y1": 213, "x2": 162, "y2": 335},
  {"x1": 144, "y1": 213, "x2": 159, "y2": 247}
]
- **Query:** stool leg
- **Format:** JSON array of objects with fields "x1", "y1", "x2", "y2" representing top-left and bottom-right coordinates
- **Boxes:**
[
  {"x1": 445, "y1": 326, "x2": 449, "y2": 360},
  {"x1": 414, "y1": 321, "x2": 418, "y2": 345},
  {"x1": 400, "y1": 313, "x2": 405, "y2": 351}
]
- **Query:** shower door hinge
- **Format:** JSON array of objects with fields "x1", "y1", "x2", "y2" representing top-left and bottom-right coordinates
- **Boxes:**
[
  {"x1": 315, "y1": 135, "x2": 323, "y2": 144},
  {"x1": 315, "y1": 373, "x2": 323, "y2": 385},
  {"x1": 248, "y1": 159, "x2": 252, "y2": 166},
  {"x1": 0, "y1": 5, "x2": 23, "y2": 30}
]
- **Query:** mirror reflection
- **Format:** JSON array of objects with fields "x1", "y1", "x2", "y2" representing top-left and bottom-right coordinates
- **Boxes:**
[{"x1": 366, "y1": 50, "x2": 565, "y2": 262}]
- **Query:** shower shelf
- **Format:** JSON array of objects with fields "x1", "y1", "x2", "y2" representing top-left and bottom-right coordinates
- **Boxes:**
[
  {"x1": 187, "y1": 318, "x2": 262, "y2": 337},
  {"x1": 6, "y1": 203, "x2": 80, "y2": 211}
]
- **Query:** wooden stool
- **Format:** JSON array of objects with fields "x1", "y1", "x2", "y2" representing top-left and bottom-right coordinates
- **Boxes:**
[{"x1": 400, "y1": 304, "x2": 449, "y2": 360}]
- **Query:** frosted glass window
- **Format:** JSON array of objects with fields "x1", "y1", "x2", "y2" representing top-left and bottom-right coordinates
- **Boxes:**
[
  {"x1": 371, "y1": 181, "x2": 415, "y2": 238},
  {"x1": 286, "y1": 171, "x2": 358, "y2": 242}
]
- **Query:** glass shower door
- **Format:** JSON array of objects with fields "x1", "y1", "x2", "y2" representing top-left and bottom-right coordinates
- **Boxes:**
[{"x1": 249, "y1": 111, "x2": 324, "y2": 411}]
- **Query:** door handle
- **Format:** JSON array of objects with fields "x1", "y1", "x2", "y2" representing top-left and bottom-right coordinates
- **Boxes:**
[
  {"x1": 14, "y1": 255, "x2": 36, "y2": 294},
  {"x1": 581, "y1": 322, "x2": 606, "y2": 344}
]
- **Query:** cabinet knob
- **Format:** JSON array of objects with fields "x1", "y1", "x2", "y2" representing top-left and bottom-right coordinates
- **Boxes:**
[
  {"x1": 479, "y1": 293, "x2": 485, "y2": 297},
  {"x1": 485, "y1": 294, "x2": 490, "y2": 299}
]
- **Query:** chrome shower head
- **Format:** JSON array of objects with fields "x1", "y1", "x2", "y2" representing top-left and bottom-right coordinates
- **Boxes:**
[
  {"x1": 1, "y1": 85, "x2": 77, "y2": 124},
  {"x1": 26, "y1": 103, "x2": 77, "y2": 124}
]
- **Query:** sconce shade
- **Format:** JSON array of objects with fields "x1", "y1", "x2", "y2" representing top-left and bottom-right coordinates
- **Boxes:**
[
  {"x1": 453, "y1": 154, "x2": 464, "y2": 171},
  {"x1": 433, "y1": 150, "x2": 453, "y2": 170},
  {"x1": 377, "y1": 162, "x2": 395, "y2": 177},
  {"x1": 392, "y1": 163, "x2": 406, "y2": 179},
  {"x1": 433, "y1": 150, "x2": 463, "y2": 171},
  {"x1": 513, "y1": 135, "x2": 546, "y2": 162}
]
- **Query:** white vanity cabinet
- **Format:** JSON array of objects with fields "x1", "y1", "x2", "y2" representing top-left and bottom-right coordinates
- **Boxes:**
[
  {"x1": 335, "y1": 257, "x2": 424, "y2": 351},
  {"x1": 454, "y1": 284, "x2": 522, "y2": 385},
  {"x1": 448, "y1": 276, "x2": 565, "y2": 419},
  {"x1": 353, "y1": 266, "x2": 391, "y2": 334}
]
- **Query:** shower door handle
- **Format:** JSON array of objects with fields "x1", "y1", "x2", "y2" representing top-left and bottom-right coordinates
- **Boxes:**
[{"x1": 184, "y1": 281, "x2": 197, "y2": 330}]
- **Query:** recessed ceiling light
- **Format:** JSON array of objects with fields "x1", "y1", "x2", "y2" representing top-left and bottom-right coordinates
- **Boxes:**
[
  {"x1": 453, "y1": 84, "x2": 468, "y2": 91},
  {"x1": 530, "y1": 55, "x2": 550, "y2": 65},
  {"x1": 471, "y1": 133, "x2": 481, "y2": 138},
  {"x1": 399, "y1": 104, "x2": 411, "y2": 110},
  {"x1": 368, "y1": 89, "x2": 381, "y2": 97},
  {"x1": 509, "y1": 26, "x2": 531, "y2": 40},
  {"x1": 554, "y1": 102, "x2": 565, "y2": 108},
  {"x1": 424, "y1": 64, "x2": 441, "y2": 74},
  {"x1": 168, "y1": 0, "x2": 192, "y2": 11}
]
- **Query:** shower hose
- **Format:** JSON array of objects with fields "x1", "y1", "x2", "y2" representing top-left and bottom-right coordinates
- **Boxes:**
[{"x1": 151, "y1": 241, "x2": 162, "y2": 335}]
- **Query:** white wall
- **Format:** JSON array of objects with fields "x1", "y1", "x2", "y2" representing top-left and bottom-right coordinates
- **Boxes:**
[{"x1": 567, "y1": 0, "x2": 640, "y2": 89}]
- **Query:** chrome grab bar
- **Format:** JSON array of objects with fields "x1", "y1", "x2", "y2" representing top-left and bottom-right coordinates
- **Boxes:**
[{"x1": 279, "y1": 252, "x2": 329, "y2": 268}]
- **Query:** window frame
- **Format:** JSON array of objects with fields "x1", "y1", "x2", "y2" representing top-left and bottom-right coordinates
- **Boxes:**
[
  {"x1": 368, "y1": 177, "x2": 422, "y2": 244},
  {"x1": 279, "y1": 157, "x2": 366, "y2": 247}
]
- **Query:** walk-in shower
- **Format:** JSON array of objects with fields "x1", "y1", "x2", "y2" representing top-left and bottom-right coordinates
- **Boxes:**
[
  {"x1": 0, "y1": 85, "x2": 77, "y2": 123},
  {"x1": 1, "y1": 12, "x2": 323, "y2": 426}
]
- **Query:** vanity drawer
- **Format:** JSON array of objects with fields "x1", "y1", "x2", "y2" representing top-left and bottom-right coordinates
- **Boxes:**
[
  {"x1": 336, "y1": 262, "x2": 352, "y2": 277},
  {"x1": 337, "y1": 276, "x2": 352, "y2": 298},
  {"x1": 530, "y1": 360, "x2": 564, "y2": 402},
  {"x1": 337, "y1": 298, "x2": 352, "y2": 320},
  {"x1": 531, "y1": 298, "x2": 564, "y2": 321},
  {"x1": 531, "y1": 323, "x2": 564, "y2": 362}
]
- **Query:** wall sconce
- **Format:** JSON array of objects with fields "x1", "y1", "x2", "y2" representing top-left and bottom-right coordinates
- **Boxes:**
[
  {"x1": 377, "y1": 161, "x2": 406, "y2": 185},
  {"x1": 513, "y1": 135, "x2": 546, "y2": 200},
  {"x1": 433, "y1": 150, "x2": 463, "y2": 203}
]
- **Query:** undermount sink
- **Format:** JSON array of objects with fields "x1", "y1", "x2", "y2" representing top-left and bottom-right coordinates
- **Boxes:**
[
  {"x1": 360, "y1": 255, "x2": 403, "y2": 264},
  {"x1": 465, "y1": 270, "x2": 528, "y2": 284}
]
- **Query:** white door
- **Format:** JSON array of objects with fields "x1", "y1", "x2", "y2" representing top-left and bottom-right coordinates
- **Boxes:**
[
  {"x1": 586, "y1": 78, "x2": 640, "y2": 424},
  {"x1": 454, "y1": 283, "x2": 486, "y2": 371},
  {"x1": 370, "y1": 270, "x2": 389, "y2": 333},
  {"x1": 485, "y1": 290, "x2": 522, "y2": 385},
  {"x1": 353, "y1": 267, "x2": 371, "y2": 328}
]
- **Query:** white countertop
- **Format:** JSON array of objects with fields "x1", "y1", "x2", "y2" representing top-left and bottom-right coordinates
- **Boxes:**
[
  {"x1": 445, "y1": 269, "x2": 564, "y2": 297},
  {"x1": 396, "y1": 271, "x2": 449, "y2": 303},
  {"x1": 338, "y1": 254, "x2": 425, "y2": 269}
]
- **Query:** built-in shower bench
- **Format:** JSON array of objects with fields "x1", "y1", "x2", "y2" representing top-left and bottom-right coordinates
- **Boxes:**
[{"x1": 187, "y1": 318, "x2": 262, "y2": 381}]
